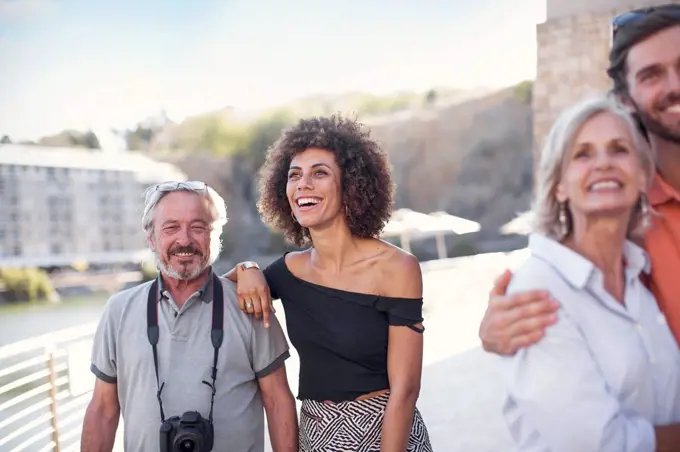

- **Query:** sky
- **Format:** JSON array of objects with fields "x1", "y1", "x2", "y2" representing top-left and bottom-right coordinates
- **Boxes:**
[{"x1": 0, "y1": 0, "x2": 546, "y2": 142}]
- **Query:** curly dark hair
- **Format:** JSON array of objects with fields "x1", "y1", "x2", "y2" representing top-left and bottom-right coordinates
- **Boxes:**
[
  {"x1": 607, "y1": 6, "x2": 680, "y2": 97},
  {"x1": 257, "y1": 114, "x2": 395, "y2": 247}
]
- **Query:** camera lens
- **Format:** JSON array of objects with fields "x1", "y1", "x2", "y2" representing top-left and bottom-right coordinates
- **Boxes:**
[
  {"x1": 174, "y1": 434, "x2": 199, "y2": 452},
  {"x1": 179, "y1": 439, "x2": 195, "y2": 452}
]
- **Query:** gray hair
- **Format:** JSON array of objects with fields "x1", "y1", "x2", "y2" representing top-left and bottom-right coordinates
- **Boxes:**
[
  {"x1": 532, "y1": 95, "x2": 655, "y2": 240},
  {"x1": 141, "y1": 181, "x2": 228, "y2": 264}
]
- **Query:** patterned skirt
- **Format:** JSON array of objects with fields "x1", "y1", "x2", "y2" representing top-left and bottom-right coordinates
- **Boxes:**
[{"x1": 298, "y1": 392, "x2": 433, "y2": 452}]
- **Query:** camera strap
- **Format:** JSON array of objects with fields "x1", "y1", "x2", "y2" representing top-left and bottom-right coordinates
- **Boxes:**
[{"x1": 146, "y1": 274, "x2": 224, "y2": 424}]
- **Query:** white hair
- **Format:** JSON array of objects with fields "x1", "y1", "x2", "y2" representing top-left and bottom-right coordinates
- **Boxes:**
[
  {"x1": 533, "y1": 95, "x2": 655, "y2": 240},
  {"x1": 141, "y1": 181, "x2": 228, "y2": 264}
]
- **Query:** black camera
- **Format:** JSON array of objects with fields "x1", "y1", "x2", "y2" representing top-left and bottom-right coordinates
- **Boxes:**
[{"x1": 159, "y1": 411, "x2": 214, "y2": 452}]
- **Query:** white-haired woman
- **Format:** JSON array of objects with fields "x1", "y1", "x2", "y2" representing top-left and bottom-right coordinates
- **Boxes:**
[{"x1": 500, "y1": 96, "x2": 680, "y2": 451}]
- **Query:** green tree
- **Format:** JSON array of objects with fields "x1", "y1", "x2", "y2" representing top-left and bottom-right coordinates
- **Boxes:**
[
  {"x1": 124, "y1": 125, "x2": 156, "y2": 150},
  {"x1": 38, "y1": 129, "x2": 101, "y2": 149},
  {"x1": 514, "y1": 80, "x2": 533, "y2": 105},
  {"x1": 240, "y1": 109, "x2": 296, "y2": 168},
  {"x1": 0, "y1": 267, "x2": 56, "y2": 303},
  {"x1": 81, "y1": 130, "x2": 101, "y2": 149},
  {"x1": 175, "y1": 115, "x2": 250, "y2": 155}
]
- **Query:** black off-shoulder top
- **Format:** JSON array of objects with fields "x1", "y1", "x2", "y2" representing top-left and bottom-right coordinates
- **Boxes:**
[{"x1": 263, "y1": 253, "x2": 424, "y2": 403}]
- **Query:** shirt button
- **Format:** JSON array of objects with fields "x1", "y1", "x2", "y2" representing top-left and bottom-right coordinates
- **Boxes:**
[{"x1": 635, "y1": 323, "x2": 643, "y2": 330}]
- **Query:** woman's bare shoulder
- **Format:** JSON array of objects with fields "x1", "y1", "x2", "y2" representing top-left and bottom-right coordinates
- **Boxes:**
[
  {"x1": 374, "y1": 240, "x2": 422, "y2": 299},
  {"x1": 283, "y1": 248, "x2": 312, "y2": 270}
]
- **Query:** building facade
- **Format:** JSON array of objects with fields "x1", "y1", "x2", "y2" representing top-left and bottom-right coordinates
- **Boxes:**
[
  {"x1": 0, "y1": 145, "x2": 186, "y2": 268},
  {"x1": 532, "y1": 0, "x2": 680, "y2": 166}
]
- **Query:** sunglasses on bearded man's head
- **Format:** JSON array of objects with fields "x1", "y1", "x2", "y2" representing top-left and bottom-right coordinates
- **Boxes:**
[{"x1": 611, "y1": 4, "x2": 680, "y2": 41}]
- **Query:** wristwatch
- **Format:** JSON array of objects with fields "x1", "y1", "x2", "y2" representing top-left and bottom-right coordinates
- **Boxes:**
[{"x1": 240, "y1": 261, "x2": 260, "y2": 271}]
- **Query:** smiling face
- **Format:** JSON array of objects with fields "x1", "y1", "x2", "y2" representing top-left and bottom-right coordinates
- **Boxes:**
[
  {"x1": 147, "y1": 190, "x2": 213, "y2": 281},
  {"x1": 285, "y1": 148, "x2": 345, "y2": 230},
  {"x1": 624, "y1": 24, "x2": 680, "y2": 143},
  {"x1": 557, "y1": 111, "x2": 647, "y2": 223}
]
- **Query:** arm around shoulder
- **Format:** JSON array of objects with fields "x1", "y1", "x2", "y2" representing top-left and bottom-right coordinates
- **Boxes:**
[
  {"x1": 479, "y1": 262, "x2": 559, "y2": 356},
  {"x1": 502, "y1": 267, "x2": 656, "y2": 452}
]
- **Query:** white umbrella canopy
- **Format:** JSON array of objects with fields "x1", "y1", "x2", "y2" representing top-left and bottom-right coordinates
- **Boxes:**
[
  {"x1": 500, "y1": 211, "x2": 533, "y2": 236},
  {"x1": 383, "y1": 209, "x2": 437, "y2": 237},
  {"x1": 382, "y1": 208, "x2": 481, "y2": 258},
  {"x1": 429, "y1": 211, "x2": 481, "y2": 235}
]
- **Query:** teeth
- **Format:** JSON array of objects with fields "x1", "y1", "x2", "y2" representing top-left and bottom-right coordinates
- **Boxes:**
[
  {"x1": 297, "y1": 197, "x2": 321, "y2": 206},
  {"x1": 667, "y1": 105, "x2": 680, "y2": 113},
  {"x1": 175, "y1": 252, "x2": 194, "y2": 256},
  {"x1": 590, "y1": 181, "x2": 621, "y2": 190}
]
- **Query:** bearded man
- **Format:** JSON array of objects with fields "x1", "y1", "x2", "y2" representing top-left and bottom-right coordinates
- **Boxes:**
[{"x1": 81, "y1": 181, "x2": 298, "y2": 452}]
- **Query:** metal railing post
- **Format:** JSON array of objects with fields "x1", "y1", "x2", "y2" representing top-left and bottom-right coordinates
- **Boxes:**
[{"x1": 46, "y1": 345, "x2": 61, "y2": 452}]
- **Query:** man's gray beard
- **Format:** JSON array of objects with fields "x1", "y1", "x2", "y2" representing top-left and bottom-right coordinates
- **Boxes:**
[{"x1": 154, "y1": 251, "x2": 205, "y2": 281}]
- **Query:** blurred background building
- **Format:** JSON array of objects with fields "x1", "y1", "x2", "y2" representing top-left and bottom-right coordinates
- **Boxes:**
[{"x1": 0, "y1": 144, "x2": 185, "y2": 268}]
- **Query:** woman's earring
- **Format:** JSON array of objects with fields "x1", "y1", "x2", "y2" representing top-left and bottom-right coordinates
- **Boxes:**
[
  {"x1": 640, "y1": 193, "x2": 651, "y2": 229},
  {"x1": 559, "y1": 202, "x2": 569, "y2": 237}
]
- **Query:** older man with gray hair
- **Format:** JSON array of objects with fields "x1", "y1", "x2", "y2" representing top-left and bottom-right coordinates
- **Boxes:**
[{"x1": 81, "y1": 181, "x2": 298, "y2": 452}]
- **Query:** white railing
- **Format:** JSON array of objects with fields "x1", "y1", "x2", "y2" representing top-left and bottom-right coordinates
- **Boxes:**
[{"x1": 0, "y1": 322, "x2": 98, "y2": 452}]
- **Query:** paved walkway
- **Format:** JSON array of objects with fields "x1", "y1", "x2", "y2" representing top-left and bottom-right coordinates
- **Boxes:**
[{"x1": 105, "y1": 249, "x2": 529, "y2": 451}]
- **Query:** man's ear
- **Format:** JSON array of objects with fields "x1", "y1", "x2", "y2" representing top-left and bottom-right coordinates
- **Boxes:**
[
  {"x1": 614, "y1": 90, "x2": 636, "y2": 114},
  {"x1": 146, "y1": 235, "x2": 156, "y2": 252}
]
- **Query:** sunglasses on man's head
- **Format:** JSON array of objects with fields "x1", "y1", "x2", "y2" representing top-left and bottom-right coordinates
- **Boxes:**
[
  {"x1": 154, "y1": 180, "x2": 208, "y2": 193},
  {"x1": 611, "y1": 4, "x2": 680, "y2": 40}
]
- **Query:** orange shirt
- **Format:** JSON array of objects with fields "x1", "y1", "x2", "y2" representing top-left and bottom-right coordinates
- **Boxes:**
[{"x1": 644, "y1": 172, "x2": 680, "y2": 345}]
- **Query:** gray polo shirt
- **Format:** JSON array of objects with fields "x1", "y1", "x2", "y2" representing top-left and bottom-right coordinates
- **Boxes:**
[{"x1": 90, "y1": 273, "x2": 290, "y2": 452}]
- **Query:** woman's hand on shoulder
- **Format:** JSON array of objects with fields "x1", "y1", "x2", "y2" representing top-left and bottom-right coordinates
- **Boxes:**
[{"x1": 235, "y1": 264, "x2": 275, "y2": 328}]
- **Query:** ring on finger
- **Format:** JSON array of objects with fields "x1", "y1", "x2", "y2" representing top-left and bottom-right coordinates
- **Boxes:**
[{"x1": 245, "y1": 300, "x2": 253, "y2": 309}]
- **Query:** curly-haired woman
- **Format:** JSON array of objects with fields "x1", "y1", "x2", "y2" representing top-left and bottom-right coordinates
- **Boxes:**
[{"x1": 225, "y1": 114, "x2": 433, "y2": 451}]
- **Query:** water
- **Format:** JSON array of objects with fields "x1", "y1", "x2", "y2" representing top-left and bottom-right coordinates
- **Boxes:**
[{"x1": 0, "y1": 295, "x2": 109, "y2": 347}]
